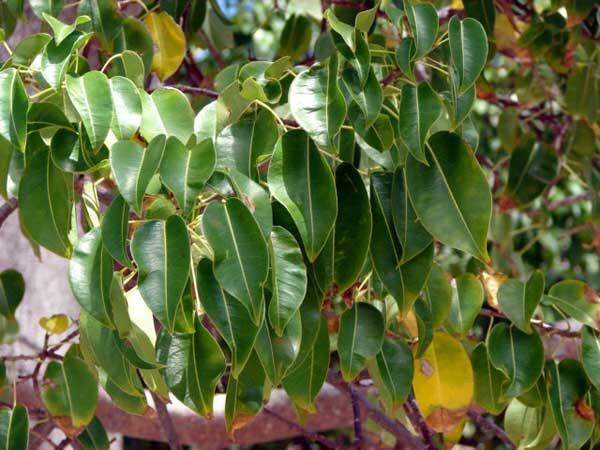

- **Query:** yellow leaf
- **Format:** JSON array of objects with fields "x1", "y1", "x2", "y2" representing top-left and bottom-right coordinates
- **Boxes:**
[
  {"x1": 144, "y1": 12, "x2": 186, "y2": 81},
  {"x1": 413, "y1": 332, "x2": 473, "y2": 433},
  {"x1": 481, "y1": 270, "x2": 508, "y2": 309},
  {"x1": 39, "y1": 314, "x2": 69, "y2": 335}
]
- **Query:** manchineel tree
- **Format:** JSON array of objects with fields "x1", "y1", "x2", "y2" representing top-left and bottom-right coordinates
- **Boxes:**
[{"x1": 0, "y1": 0, "x2": 599, "y2": 448}]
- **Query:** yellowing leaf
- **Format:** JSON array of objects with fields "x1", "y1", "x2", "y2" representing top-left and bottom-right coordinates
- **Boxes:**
[
  {"x1": 144, "y1": 12, "x2": 185, "y2": 81},
  {"x1": 413, "y1": 331, "x2": 474, "y2": 432},
  {"x1": 39, "y1": 314, "x2": 69, "y2": 334},
  {"x1": 481, "y1": 270, "x2": 507, "y2": 309}
]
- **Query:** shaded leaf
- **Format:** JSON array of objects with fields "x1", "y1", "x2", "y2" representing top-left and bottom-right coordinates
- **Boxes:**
[
  {"x1": 0, "y1": 68, "x2": 28, "y2": 151},
  {"x1": 498, "y1": 270, "x2": 544, "y2": 334},
  {"x1": 445, "y1": 273, "x2": 483, "y2": 336}
]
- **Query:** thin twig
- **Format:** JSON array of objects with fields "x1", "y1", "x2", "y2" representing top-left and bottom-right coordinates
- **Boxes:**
[
  {"x1": 350, "y1": 388, "x2": 363, "y2": 449},
  {"x1": 198, "y1": 29, "x2": 225, "y2": 69},
  {"x1": 403, "y1": 392, "x2": 435, "y2": 450},
  {"x1": 478, "y1": 309, "x2": 580, "y2": 338},
  {"x1": 467, "y1": 409, "x2": 515, "y2": 448},
  {"x1": 263, "y1": 408, "x2": 341, "y2": 450},
  {"x1": 173, "y1": 84, "x2": 219, "y2": 99},
  {"x1": 0, "y1": 198, "x2": 17, "y2": 229},
  {"x1": 151, "y1": 392, "x2": 182, "y2": 450}
]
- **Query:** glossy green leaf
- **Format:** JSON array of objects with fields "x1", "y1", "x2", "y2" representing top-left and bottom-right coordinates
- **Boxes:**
[
  {"x1": 0, "y1": 69, "x2": 28, "y2": 152},
  {"x1": 109, "y1": 76, "x2": 142, "y2": 140},
  {"x1": 30, "y1": 0, "x2": 64, "y2": 18},
  {"x1": 406, "y1": 131, "x2": 491, "y2": 262},
  {"x1": 202, "y1": 198, "x2": 268, "y2": 324},
  {"x1": 391, "y1": 168, "x2": 432, "y2": 263},
  {"x1": 28, "y1": 102, "x2": 72, "y2": 133},
  {"x1": 546, "y1": 360, "x2": 594, "y2": 450},
  {"x1": 255, "y1": 311, "x2": 302, "y2": 385},
  {"x1": 282, "y1": 314, "x2": 329, "y2": 413},
  {"x1": 43, "y1": 14, "x2": 90, "y2": 45},
  {"x1": 18, "y1": 148, "x2": 73, "y2": 257},
  {"x1": 504, "y1": 399, "x2": 556, "y2": 450},
  {"x1": 398, "y1": 82, "x2": 442, "y2": 163},
  {"x1": 41, "y1": 354, "x2": 98, "y2": 429},
  {"x1": 464, "y1": 0, "x2": 496, "y2": 35},
  {"x1": 160, "y1": 137, "x2": 215, "y2": 216},
  {"x1": 368, "y1": 338, "x2": 413, "y2": 411},
  {"x1": 109, "y1": 51, "x2": 145, "y2": 87},
  {"x1": 101, "y1": 195, "x2": 130, "y2": 268},
  {"x1": 471, "y1": 343, "x2": 509, "y2": 414},
  {"x1": 448, "y1": 16, "x2": 488, "y2": 94},
  {"x1": 8, "y1": 33, "x2": 51, "y2": 66},
  {"x1": 196, "y1": 259, "x2": 259, "y2": 378},
  {"x1": 69, "y1": 228, "x2": 115, "y2": 328},
  {"x1": 39, "y1": 31, "x2": 91, "y2": 90},
  {"x1": 278, "y1": 14, "x2": 312, "y2": 61},
  {"x1": 110, "y1": 136, "x2": 166, "y2": 214},
  {"x1": 139, "y1": 88, "x2": 194, "y2": 145},
  {"x1": 342, "y1": 67, "x2": 382, "y2": 130},
  {"x1": 498, "y1": 270, "x2": 544, "y2": 334},
  {"x1": 156, "y1": 317, "x2": 225, "y2": 416},
  {"x1": 49, "y1": 128, "x2": 108, "y2": 173},
  {"x1": 130, "y1": 215, "x2": 191, "y2": 333},
  {"x1": 338, "y1": 302, "x2": 384, "y2": 381},
  {"x1": 370, "y1": 172, "x2": 433, "y2": 315},
  {"x1": 114, "y1": 17, "x2": 154, "y2": 75},
  {"x1": 268, "y1": 130, "x2": 337, "y2": 262},
  {"x1": 0, "y1": 405, "x2": 28, "y2": 450},
  {"x1": 544, "y1": 280, "x2": 599, "y2": 331},
  {"x1": 488, "y1": 323, "x2": 544, "y2": 398},
  {"x1": 66, "y1": 72, "x2": 113, "y2": 150},
  {"x1": 414, "y1": 298, "x2": 434, "y2": 358},
  {"x1": 215, "y1": 109, "x2": 278, "y2": 181},
  {"x1": 77, "y1": 416, "x2": 109, "y2": 450},
  {"x1": 99, "y1": 372, "x2": 147, "y2": 416},
  {"x1": 445, "y1": 273, "x2": 483, "y2": 336},
  {"x1": 0, "y1": 269, "x2": 24, "y2": 319},
  {"x1": 334, "y1": 163, "x2": 371, "y2": 291},
  {"x1": 289, "y1": 55, "x2": 346, "y2": 149},
  {"x1": 582, "y1": 327, "x2": 600, "y2": 390},
  {"x1": 268, "y1": 226, "x2": 307, "y2": 336},
  {"x1": 78, "y1": 0, "x2": 122, "y2": 50},
  {"x1": 225, "y1": 352, "x2": 266, "y2": 432},
  {"x1": 405, "y1": 2, "x2": 438, "y2": 60}
]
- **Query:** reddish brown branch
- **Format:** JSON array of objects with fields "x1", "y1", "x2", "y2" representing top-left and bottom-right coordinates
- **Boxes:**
[
  {"x1": 468, "y1": 409, "x2": 515, "y2": 448},
  {"x1": 198, "y1": 29, "x2": 225, "y2": 69},
  {"x1": 403, "y1": 392, "x2": 435, "y2": 450},
  {"x1": 151, "y1": 392, "x2": 182, "y2": 450},
  {"x1": 173, "y1": 84, "x2": 219, "y2": 99},
  {"x1": 263, "y1": 408, "x2": 341, "y2": 450},
  {"x1": 0, "y1": 198, "x2": 17, "y2": 229}
]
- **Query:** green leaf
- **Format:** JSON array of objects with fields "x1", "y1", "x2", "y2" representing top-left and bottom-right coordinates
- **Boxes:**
[
  {"x1": 215, "y1": 108, "x2": 279, "y2": 181},
  {"x1": 49, "y1": 128, "x2": 108, "y2": 173},
  {"x1": 114, "y1": 17, "x2": 154, "y2": 76},
  {"x1": 546, "y1": 360, "x2": 594, "y2": 450},
  {"x1": 131, "y1": 215, "x2": 191, "y2": 333},
  {"x1": 582, "y1": 327, "x2": 600, "y2": 390},
  {"x1": 109, "y1": 51, "x2": 146, "y2": 87},
  {"x1": 109, "y1": 76, "x2": 142, "y2": 140},
  {"x1": 338, "y1": 302, "x2": 384, "y2": 381},
  {"x1": 414, "y1": 298, "x2": 434, "y2": 358},
  {"x1": 18, "y1": 148, "x2": 73, "y2": 257},
  {"x1": 225, "y1": 352, "x2": 266, "y2": 432},
  {"x1": 39, "y1": 31, "x2": 91, "y2": 90},
  {"x1": 78, "y1": 0, "x2": 122, "y2": 50},
  {"x1": 391, "y1": 168, "x2": 432, "y2": 263},
  {"x1": 405, "y1": 2, "x2": 438, "y2": 60},
  {"x1": 196, "y1": 259, "x2": 259, "y2": 378},
  {"x1": 69, "y1": 228, "x2": 115, "y2": 328},
  {"x1": 506, "y1": 138, "x2": 558, "y2": 206},
  {"x1": 398, "y1": 82, "x2": 442, "y2": 163},
  {"x1": 143, "y1": 11, "x2": 185, "y2": 81},
  {"x1": 448, "y1": 16, "x2": 488, "y2": 94},
  {"x1": 565, "y1": 64, "x2": 597, "y2": 123},
  {"x1": 445, "y1": 273, "x2": 483, "y2": 336},
  {"x1": 544, "y1": 280, "x2": 599, "y2": 331},
  {"x1": 463, "y1": 0, "x2": 496, "y2": 35},
  {"x1": 77, "y1": 417, "x2": 109, "y2": 450},
  {"x1": 370, "y1": 172, "x2": 433, "y2": 315},
  {"x1": 139, "y1": 88, "x2": 194, "y2": 145},
  {"x1": 28, "y1": 102, "x2": 73, "y2": 133},
  {"x1": 282, "y1": 314, "x2": 329, "y2": 413},
  {"x1": 109, "y1": 136, "x2": 166, "y2": 214},
  {"x1": 333, "y1": 163, "x2": 372, "y2": 291},
  {"x1": 396, "y1": 38, "x2": 415, "y2": 79},
  {"x1": 100, "y1": 195, "x2": 131, "y2": 268},
  {"x1": 30, "y1": 0, "x2": 64, "y2": 18},
  {"x1": 0, "y1": 269, "x2": 24, "y2": 319},
  {"x1": 156, "y1": 317, "x2": 226, "y2": 416},
  {"x1": 342, "y1": 67, "x2": 382, "y2": 130},
  {"x1": 504, "y1": 399, "x2": 556, "y2": 450},
  {"x1": 0, "y1": 405, "x2": 28, "y2": 450},
  {"x1": 488, "y1": 323, "x2": 544, "y2": 398},
  {"x1": 41, "y1": 355, "x2": 98, "y2": 429},
  {"x1": 289, "y1": 55, "x2": 347, "y2": 149},
  {"x1": 278, "y1": 14, "x2": 312, "y2": 61},
  {"x1": 42, "y1": 13, "x2": 90, "y2": 45},
  {"x1": 471, "y1": 343, "x2": 509, "y2": 414},
  {"x1": 406, "y1": 131, "x2": 491, "y2": 262},
  {"x1": 9, "y1": 33, "x2": 51, "y2": 66},
  {"x1": 0, "y1": 68, "x2": 28, "y2": 151},
  {"x1": 202, "y1": 198, "x2": 269, "y2": 324},
  {"x1": 79, "y1": 312, "x2": 144, "y2": 396},
  {"x1": 99, "y1": 372, "x2": 147, "y2": 416},
  {"x1": 66, "y1": 71, "x2": 113, "y2": 150},
  {"x1": 160, "y1": 137, "x2": 215, "y2": 216},
  {"x1": 268, "y1": 226, "x2": 307, "y2": 336},
  {"x1": 255, "y1": 311, "x2": 302, "y2": 385},
  {"x1": 268, "y1": 130, "x2": 337, "y2": 262},
  {"x1": 368, "y1": 338, "x2": 413, "y2": 411},
  {"x1": 325, "y1": 9, "x2": 356, "y2": 51},
  {"x1": 498, "y1": 270, "x2": 544, "y2": 334}
]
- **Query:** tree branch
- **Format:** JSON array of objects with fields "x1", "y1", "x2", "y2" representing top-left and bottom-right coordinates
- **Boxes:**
[
  {"x1": 151, "y1": 392, "x2": 182, "y2": 450},
  {"x1": 263, "y1": 407, "x2": 341, "y2": 450},
  {"x1": 467, "y1": 409, "x2": 515, "y2": 448},
  {"x1": 0, "y1": 198, "x2": 17, "y2": 229},
  {"x1": 350, "y1": 387, "x2": 363, "y2": 449},
  {"x1": 478, "y1": 308, "x2": 580, "y2": 338},
  {"x1": 403, "y1": 392, "x2": 435, "y2": 450},
  {"x1": 198, "y1": 29, "x2": 225, "y2": 69},
  {"x1": 173, "y1": 84, "x2": 219, "y2": 99}
]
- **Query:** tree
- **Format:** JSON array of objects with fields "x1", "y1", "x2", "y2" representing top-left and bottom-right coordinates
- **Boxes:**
[{"x1": 0, "y1": 0, "x2": 599, "y2": 448}]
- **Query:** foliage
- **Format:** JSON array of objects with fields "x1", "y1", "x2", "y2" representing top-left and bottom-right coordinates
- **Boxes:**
[{"x1": 0, "y1": 0, "x2": 599, "y2": 448}]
